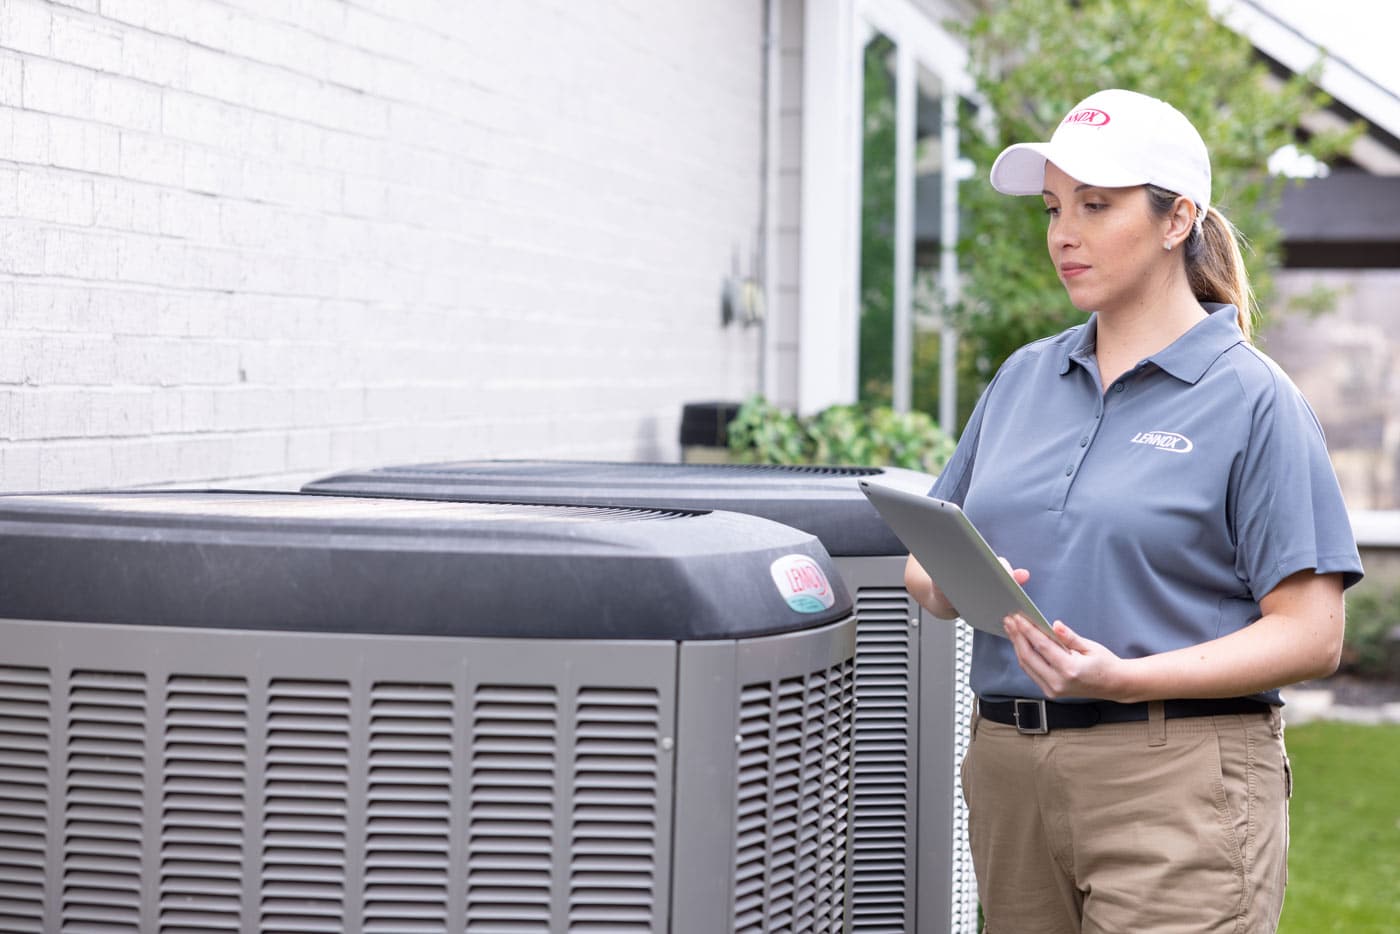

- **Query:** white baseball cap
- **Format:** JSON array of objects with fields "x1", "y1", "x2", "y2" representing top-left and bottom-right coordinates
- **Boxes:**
[{"x1": 989, "y1": 89, "x2": 1211, "y2": 219}]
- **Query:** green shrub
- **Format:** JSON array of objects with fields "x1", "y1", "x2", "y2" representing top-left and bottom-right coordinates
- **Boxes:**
[
  {"x1": 724, "y1": 396, "x2": 809, "y2": 465},
  {"x1": 727, "y1": 395, "x2": 955, "y2": 474},
  {"x1": 1342, "y1": 585, "x2": 1400, "y2": 680}
]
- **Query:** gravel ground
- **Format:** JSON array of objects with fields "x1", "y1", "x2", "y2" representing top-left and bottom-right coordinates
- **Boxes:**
[
  {"x1": 1284, "y1": 673, "x2": 1400, "y2": 724},
  {"x1": 1294, "y1": 673, "x2": 1400, "y2": 706}
]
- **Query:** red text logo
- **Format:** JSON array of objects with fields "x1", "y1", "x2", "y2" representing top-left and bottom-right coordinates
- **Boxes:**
[
  {"x1": 1063, "y1": 108, "x2": 1110, "y2": 127},
  {"x1": 786, "y1": 561, "x2": 830, "y2": 599},
  {"x1": 770, "y1": 554, "x2": 837, "y2": 613}
]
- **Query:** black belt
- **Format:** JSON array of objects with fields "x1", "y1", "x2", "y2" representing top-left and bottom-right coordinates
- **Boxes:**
[{"x1": 978, "y1": 697, "x2": 1274, "y2": 734}]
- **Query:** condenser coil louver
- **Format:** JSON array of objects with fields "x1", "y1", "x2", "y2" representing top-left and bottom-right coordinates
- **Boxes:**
[
  {"x1": 304, "y1": 460, "x2": 978, "y2": 933},
  {"x1": 0, "y1": 491, "x2": 857, "y2": 934}
]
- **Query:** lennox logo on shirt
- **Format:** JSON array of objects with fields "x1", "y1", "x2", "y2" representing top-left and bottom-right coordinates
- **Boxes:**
[{"x1": 1130, "y1": 430, "x2": 1194, "y2": 453}]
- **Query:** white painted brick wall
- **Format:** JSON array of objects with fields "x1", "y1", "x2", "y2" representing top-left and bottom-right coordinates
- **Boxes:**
[{"x1": 0, "y1": 0, "x2": 766, "y2": 490}]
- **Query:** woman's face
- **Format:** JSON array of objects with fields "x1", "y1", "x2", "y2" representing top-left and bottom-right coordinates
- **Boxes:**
[{"x1": 1041, "y1": 161, "x2": 1172, "y2": 315}]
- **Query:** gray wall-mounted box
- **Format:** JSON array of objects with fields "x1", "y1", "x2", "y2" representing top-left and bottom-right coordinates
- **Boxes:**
[
  {"x1": 305, "y1": 460, "x2": 978, "y2": 933},
  {"x1": 0, "y1": 491, "x2": 857, "y2": 934}
]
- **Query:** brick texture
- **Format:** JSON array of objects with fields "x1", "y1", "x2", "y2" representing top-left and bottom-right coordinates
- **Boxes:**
[{"x1": 0, "y1": 0, "x2": 766, "y2": 490}]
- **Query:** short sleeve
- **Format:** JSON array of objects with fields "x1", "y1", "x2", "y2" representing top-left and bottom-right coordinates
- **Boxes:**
[
  {"x1": 1231, "y1": 372, "x2": 1364, "y2": 599},
  {"x1": 929, "y1": 366, "x2": 1002, "y2": 505}
]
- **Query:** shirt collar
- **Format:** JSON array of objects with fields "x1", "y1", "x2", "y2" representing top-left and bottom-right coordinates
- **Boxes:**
[
  {"x1": 1061, "y1": 317, "x2": 1099, "y2": 376},
  {"x1": 1059, "y1": 303, "x2": 1244, "y2": 384}
]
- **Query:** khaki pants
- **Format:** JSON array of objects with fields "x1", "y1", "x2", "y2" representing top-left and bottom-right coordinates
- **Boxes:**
[{"x1": 961, "y1": 704, "x2": 1291, "y2": 933}]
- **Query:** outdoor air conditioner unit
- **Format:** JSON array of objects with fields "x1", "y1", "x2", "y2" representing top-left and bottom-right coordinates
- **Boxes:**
[
  {"x1": 0, "y1": 491, "x2": 858, "y2": 934},
  {"x1": 304, "y1": 460, "x2": 979, "y2": 933}
]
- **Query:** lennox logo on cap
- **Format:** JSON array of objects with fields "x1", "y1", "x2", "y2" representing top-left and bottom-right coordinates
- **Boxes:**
[
  {"x1": 1063, "y1": 108, "x2": 1110, "y2": 127},
  {"x1": 770, "y1": 554, "x2": 836, "y2": 614}
]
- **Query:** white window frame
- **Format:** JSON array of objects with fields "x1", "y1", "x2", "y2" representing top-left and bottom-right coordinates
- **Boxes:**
[{"x1": 799, "y1": 0, "x2": 973, "y2": 430}]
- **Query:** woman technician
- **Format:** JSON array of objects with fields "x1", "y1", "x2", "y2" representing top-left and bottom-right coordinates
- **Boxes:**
[{"x1": 904, "y1": 89, "x2": 1363, "y2": 933}]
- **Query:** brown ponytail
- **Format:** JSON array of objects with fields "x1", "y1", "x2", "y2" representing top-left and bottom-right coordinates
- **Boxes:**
[{"x1": 1146, "y1": 187, "x2": 1255, "y2": 341}]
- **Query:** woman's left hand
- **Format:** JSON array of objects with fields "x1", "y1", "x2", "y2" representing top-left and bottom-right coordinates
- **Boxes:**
[{"x1": 1002, "y1": 614, "x2": 1127, "y2": 700}]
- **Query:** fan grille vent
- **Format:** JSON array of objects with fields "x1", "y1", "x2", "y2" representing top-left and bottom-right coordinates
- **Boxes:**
[
  {"x1": 0, "y1": 665, "x2": 51, "y2": 934},
  {"x1": 160, "y1": 675, "x2": 248, "y2": 934},
  {"x1": 849, "y1": 587, "x2": 916, "y2": 931},
  {"x1": 567, "y1": 687, "x2": 662, "y2": 932},
  {"x1": 260, "y1": 679, "x2": 351, "y2": 933},
  {"x1": 466, "y1": 684, "x2": 558, "y2": 932},
  {"x1": 734, "y1": 659, "x2": 855, "y2": 933},
  {"x1": 63, "y1": 669, "x2": 148, "y2": 932},
  {"x1": 365, "y1": 681, "x2": 454, "y2": 933}
]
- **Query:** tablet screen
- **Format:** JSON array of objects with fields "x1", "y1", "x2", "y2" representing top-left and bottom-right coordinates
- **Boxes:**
[{"x1": 860, "y1": 480, "x2": 1054, "y2": 638}]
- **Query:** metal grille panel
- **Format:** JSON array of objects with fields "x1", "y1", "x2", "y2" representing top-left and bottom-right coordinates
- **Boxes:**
[
  {"x1": 261, "y1": 679, "x2": 351, "y2": 933},
  {"x1": 64, "y1": 669, "x2": 147, "y2": 933},
  {"x1": 160, "y1": 675, "x2": 248, "y2": 934},
  {"x1": 734, "y1": 682, "x2": 772, "y2": 931},
  {"x1": 365, "y1": 681, "x2": 454, "y2": 934},
  {"x1": 839, "y1": 555, "x2": 980, "y2": 934},
  {"x1": 733, "y1": 659, "x2": 855, "y2": 934},
  {"x1": 0, "y1": 617, "x2": 860, "y2": 932},
  {"x1": 850, "y1": 588, "x2": 915, "y2": 932},
  {"x1": 951, "y1": 621, "x2": 978, "y2": 932},
  {"x1": 809, "y1": 661, "x2": 856, "y2": 931},
  {"x1": 568, "y1": 687, "x2": 661, "y2": 931},
  {"x1": 0, "y1": 665, "x2": 50, "y2": 934},
  {"x1": 466, "y1": 684, "x2": 558, "y2": 933}
]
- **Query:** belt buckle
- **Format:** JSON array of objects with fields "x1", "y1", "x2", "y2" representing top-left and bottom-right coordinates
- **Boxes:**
[{"x1": 1014, "y1": 698, "x2": 1048, "y2": 734}]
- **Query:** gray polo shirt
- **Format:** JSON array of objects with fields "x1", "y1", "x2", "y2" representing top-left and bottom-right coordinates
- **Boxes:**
[{"x1": 931, "y1": 304, "x2": 1363, "y2": 703}]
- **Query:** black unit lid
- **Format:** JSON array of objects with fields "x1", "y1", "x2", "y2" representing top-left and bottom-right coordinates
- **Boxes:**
[
  {"x1": 0, "y1": 491, "x2": 851, "y2": 640},
  {"x1": 304, "y1": 460, "x2": 938, "y2": 556}
]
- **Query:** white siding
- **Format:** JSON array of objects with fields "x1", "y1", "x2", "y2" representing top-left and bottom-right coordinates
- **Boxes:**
[
  {"x1": 0, "y1": 0, "x2": 766, "y2": 490},
  {"x1": 770, "y1": 0, "x2": 804, "y2": 411}
]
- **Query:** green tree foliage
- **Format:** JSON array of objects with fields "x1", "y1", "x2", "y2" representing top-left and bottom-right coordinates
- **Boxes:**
[
  {"x1": 859, "y1": 34, "x2": 897, "y2": 406},
  {"x1": 948, "y1": 0, "x2": 1358, "y2": 423}
]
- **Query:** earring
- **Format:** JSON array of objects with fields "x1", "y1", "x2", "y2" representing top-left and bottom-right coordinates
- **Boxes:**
[{"x1": 1164, "y1": 241, "x2": 1174, "y2": 252}]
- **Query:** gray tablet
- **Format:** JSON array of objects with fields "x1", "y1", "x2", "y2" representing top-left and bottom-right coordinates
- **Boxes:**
[{"x1": 860, "y1": 480, "x2": 1055, "y2": 638}]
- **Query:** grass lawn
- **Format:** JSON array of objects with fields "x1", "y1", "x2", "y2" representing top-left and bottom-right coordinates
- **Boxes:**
[{"x1": 1278, "y1": 721, "x2": 1400, "y2": 933}]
